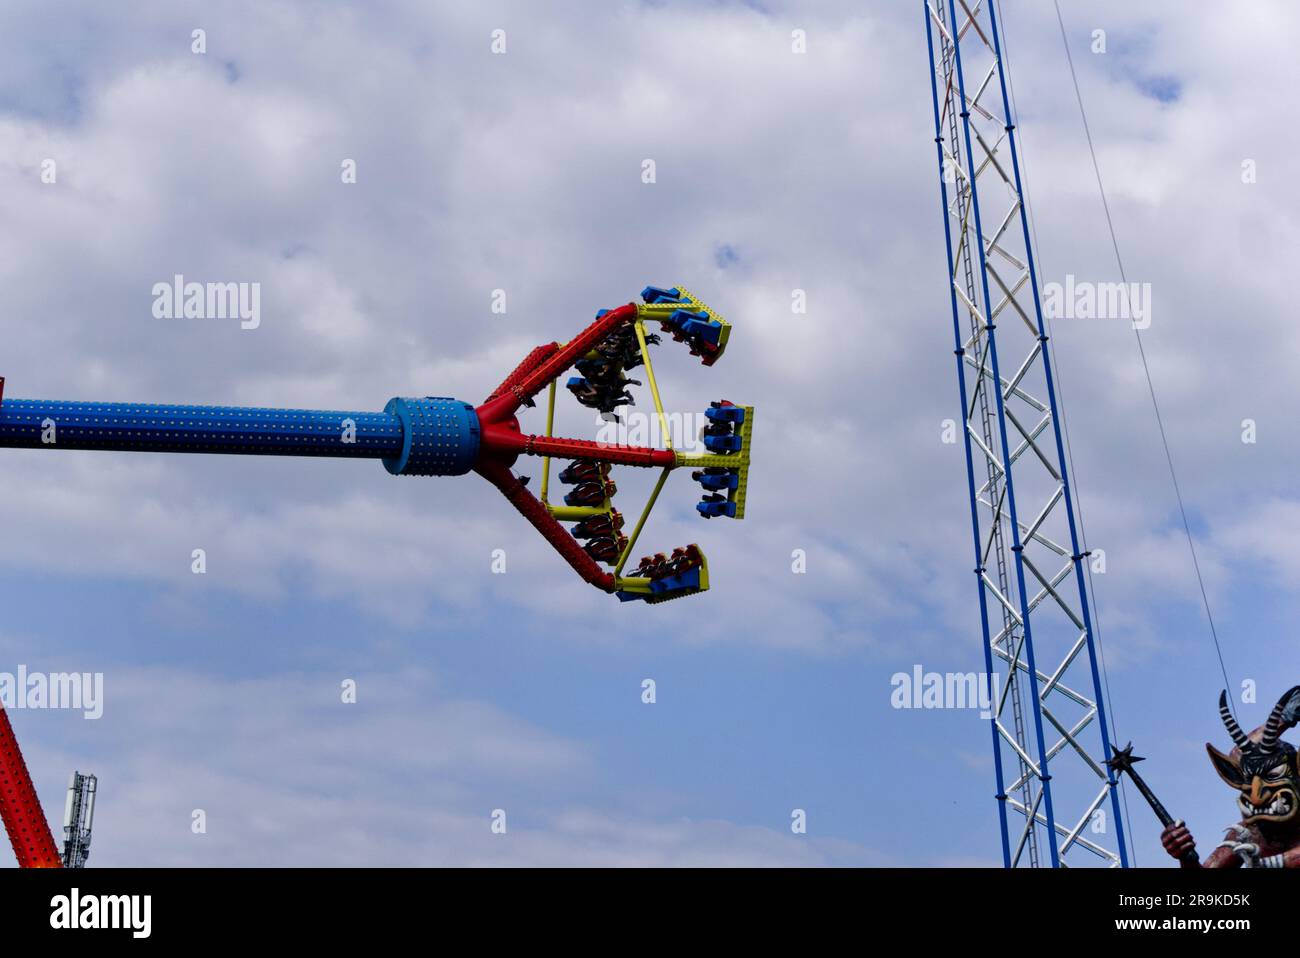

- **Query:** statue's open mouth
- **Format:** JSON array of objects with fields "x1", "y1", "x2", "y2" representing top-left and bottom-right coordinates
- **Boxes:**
[{"x1": 1239, "y1": 788, "x2": 1297, "y2": 822}]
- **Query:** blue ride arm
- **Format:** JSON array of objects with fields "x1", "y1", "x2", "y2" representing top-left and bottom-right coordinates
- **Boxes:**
[{"x1": 0, "y1": 396, "x2": 481, "y2": 476}]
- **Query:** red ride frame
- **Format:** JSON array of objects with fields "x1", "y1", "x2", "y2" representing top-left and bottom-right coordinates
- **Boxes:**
[{"x1": 473, "y1": 303, "x2": 676, "y2": 592}]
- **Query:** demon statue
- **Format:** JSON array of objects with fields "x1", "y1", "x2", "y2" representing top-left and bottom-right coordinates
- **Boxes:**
[{"x1": 1162, "y1": 686, "x2": 1300, "y2": 867}]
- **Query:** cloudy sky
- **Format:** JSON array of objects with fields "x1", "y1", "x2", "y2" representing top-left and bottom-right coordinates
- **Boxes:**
[{"x1": 0, "y1": 0, "x2": 1296, "y2": 866}]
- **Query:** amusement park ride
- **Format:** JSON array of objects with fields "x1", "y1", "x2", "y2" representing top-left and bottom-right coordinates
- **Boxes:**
[
  {"x1": 0, "y1": 286, "x2": 753, "y2": 866},
  {"x1": 0, "y1": 3, "x2": 1285, "y2": 872}
]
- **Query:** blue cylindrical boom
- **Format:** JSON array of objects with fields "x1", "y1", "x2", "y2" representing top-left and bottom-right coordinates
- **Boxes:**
[{"x1": 0, "y1": 396, "x2": 481, "y2": 477}]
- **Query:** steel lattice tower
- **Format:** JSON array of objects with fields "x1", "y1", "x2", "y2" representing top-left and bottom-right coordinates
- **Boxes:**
[{"x1": 923, "y1": 0, "x2": 1128, "y2": 867}]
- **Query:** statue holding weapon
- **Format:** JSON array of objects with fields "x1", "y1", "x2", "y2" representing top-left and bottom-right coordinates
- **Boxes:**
[{"x1": 1111, "y1": 686, "x2": 1300, "y2": 868}]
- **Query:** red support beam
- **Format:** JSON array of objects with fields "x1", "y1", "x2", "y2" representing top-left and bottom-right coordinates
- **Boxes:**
[
  {"x1": 484, "y1": 343, "x2": 559, "y2": 404},
  {"x1": 476, "y1": 303, "x2": 638, "y2": 426},
  {"x1": 523, "y1": 434, "x2": 675, "y2": 468},
  {"x1": 0, "y1": 705, "x2": 61, "y2": 867},
  {"x1": 476, "y1": 459, "x2": 615, "y2": 592},
  {"x1": 479, "y1": 422, "x2": 674, "y2": 469}
]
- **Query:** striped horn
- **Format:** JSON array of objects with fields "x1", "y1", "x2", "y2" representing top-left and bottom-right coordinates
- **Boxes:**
[
  {"x1": 1260, "y1": 691, "x2": 1290, "y2": 752},
  {"x1": 1219, "y1": 691, "x2": 1249, "y2": 748}
]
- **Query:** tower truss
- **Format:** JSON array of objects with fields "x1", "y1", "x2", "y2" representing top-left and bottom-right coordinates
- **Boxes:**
[{"x1": 923, "y1": 0, "x2": 1128, "y2": 867}]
